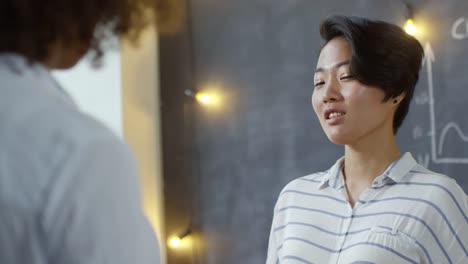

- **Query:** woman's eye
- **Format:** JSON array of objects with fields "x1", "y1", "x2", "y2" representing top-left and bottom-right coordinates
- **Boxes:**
[
  {"x1": 314, "y1": 81, "x2": 325, "y2": 87},
  {"x1": 340, "y1": 75, "x2": 354, "y2": 80}
]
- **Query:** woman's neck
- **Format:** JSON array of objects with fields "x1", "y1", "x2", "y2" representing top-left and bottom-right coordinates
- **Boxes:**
[
  {"x1": 344, "y1": 145, "x2": 400, "y2": 184},
  {"x1": 343, "y1": 120, "x2": 401, "y2": 184},
  {"x1": 342, "y1": 127, "x2": 401, "y2": 199}
]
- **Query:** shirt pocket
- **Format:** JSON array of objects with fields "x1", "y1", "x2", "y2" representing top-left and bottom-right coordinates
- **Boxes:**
[
  {"x1": 368, "y1": 226, "x2": 416, "y2": 244},
  {"x1": 365, "y1": 226, "x2": 423, "y2": 263}
]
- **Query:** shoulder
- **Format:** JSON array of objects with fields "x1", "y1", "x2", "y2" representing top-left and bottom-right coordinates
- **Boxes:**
[
  {"x1": 0, "y1": 60, "x2": 131, "y2": 208},
  {"x1": 407, "y1": 164, "x2": 466, "y2": 198},
  {"x1": 5, "y1": 86, "x2": 125, "y2": 164},
  {"x1": 22, "y1": 101, "x2": 132, "y2": 191},
  {"x1": 406, "y1": 166, "x2": 467, "y2": 262},
  {"x1": 272, "y1": 171, "x2": 330, "y2": 211},
  {"x1": 405, "y1": 164, "x2": 467, "y2": 225},
  {"x1": 0, "y1": 56, "x2": 124, "y2": 157},
  {"x1": 280, "y1": 171, "x2": 329, "y2": 195},
  {"x1": 0, "y1": 57, "x2": 99, "y2": 145}
]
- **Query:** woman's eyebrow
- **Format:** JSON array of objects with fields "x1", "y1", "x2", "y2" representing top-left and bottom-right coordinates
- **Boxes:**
[{"x1": 315, "y1": 60, "x2": 351, "y2": 73}]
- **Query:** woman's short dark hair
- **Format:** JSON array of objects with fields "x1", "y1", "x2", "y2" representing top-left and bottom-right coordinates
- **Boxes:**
[
  {"x1": 0, "y1": 0, "x2": 183, "y2": 64},
  {"x1": 319, "y1": 15, "x2": 424, "y2": 134}
]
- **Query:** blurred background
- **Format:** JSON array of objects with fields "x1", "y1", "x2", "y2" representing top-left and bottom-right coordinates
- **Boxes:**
[{"x1": 55, "y1": 0, "x2": 468, "y2": 263}]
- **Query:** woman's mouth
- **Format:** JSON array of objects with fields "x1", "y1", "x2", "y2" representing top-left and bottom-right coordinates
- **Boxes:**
[
  {"x1": 324, "y1": 110, "x2": 346, "y2": 125},
  {"x1": 326, "y1": 111, "x2": 345, "y2": 120}
]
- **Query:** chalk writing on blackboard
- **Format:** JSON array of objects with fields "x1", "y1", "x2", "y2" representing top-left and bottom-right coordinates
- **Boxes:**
[
  {"x1": 423, "y1": 42, "x2": 468, "y2": 164},
  {"x1": 451, "y1": 17, "x2": 468, "y2": 40}
]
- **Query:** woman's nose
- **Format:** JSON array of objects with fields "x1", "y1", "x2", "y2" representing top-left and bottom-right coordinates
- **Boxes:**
[{"x1": 322, "y1": 78, "x2": 340, "y2": 103}]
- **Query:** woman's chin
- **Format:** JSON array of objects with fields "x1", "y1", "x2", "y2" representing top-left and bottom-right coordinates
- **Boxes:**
[{"x1": 326, "y1": 132, "x2": 351, "y2": 145}]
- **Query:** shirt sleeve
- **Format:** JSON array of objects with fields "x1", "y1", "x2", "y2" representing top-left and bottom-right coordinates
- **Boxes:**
[
  {"x1": 40, "y1": 137, "x2": 160, "y2": 264},
  {"x1": 266, "y1": 202, "x2": 279, "y2": 264},
  {"x1": 428, "y1": 178, "x2": 468, "y2": 264},
  {"x1": 444, "y1": 182, "x2": 468, "y2": 264}
]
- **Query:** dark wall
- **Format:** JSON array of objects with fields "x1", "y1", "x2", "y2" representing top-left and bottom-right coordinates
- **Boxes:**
[{"x1": 160, "y1": 1, "x2": 468, "y2": 263}]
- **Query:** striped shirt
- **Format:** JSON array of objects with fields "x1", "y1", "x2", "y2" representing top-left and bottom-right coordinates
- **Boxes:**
[{"x1": 266, "y1": 152, "x2": 468, "y2": 264}]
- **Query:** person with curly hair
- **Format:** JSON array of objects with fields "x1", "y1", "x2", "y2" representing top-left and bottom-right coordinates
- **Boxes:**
[{"x1": 0, "y1": 0, "x2": 181, "y2": 263}]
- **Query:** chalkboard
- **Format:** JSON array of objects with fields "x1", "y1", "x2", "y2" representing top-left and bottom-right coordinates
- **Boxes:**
[
  {"x1": 165, "y1": 1, "x2": 468, "y2": 263},
  {"x1": 398, "y1": 1, "x2": 468, "y2": 190}
]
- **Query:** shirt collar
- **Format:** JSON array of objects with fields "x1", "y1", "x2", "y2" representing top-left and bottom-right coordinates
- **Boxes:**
[
  {"x1": 379, "y1": 152, "x2": 417, "y2": 184},
  {"x1": 318, "y1": 152, "x2": 417, "y2": 190},
  {"x1": 318, "y1": 156, "x2": 345, "y2": 190}
]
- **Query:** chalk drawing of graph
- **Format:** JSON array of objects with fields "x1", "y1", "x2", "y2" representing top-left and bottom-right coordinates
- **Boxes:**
[{"x1": 424, "y1": 42, "x2": 468, "y2": 164}]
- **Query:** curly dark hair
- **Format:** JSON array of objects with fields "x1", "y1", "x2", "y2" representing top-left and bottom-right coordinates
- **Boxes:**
[{"x1": 0, "y1": 0, "x2": 183, "y2": 64}]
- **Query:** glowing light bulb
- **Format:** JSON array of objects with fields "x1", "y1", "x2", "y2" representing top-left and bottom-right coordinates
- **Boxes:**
[
  {"x1": 404, "y1": 19, "x2": 417, "y2": 36},
  {"x1": 168, "y1": 237, "x2": 181, "y2": 249},
  {"x1": 195, "y1": 92, "x2": 211, "y2": 105},
  {"x1": 195, "y1": 91, "x2": 220, "y2": 107}
]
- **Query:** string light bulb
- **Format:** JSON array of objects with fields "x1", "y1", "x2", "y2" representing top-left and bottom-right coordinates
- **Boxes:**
[
  {"x1": 195, "y1": 92, "x2": 213, "y2": 105},
  {"x1": 403, "y1": 3, "x2": 418, "y2": 36},
  {"x1": 404, "y1": 18, "x2": 417, "y2": 36},
  {"x1": 185, "y1": 89, "x2": 221, "y2": 107},
  {"x1": 167, "y1": 228, "x2": 192, "y2": 250},
  {"x1": 168, "y1": 237, "x2": 182, "y2": 248}
]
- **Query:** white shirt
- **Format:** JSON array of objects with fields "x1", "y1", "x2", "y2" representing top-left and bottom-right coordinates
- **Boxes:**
[
  {"x1": 0, "y1": 53, "x2": 160, "y2": 264},
  {"x1": 267, "y1": 152, "x2": 468, "y2": 264}
]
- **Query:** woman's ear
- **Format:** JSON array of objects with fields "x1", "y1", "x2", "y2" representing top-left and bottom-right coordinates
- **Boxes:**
[{"x1": 392, "y1": 92, "x2": 406, "y2": 105}]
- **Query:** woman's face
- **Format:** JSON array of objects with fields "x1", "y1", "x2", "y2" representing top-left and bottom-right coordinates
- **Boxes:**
[{"x1": 312, "y1": 37, "x2": 400, "y2": 146}]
